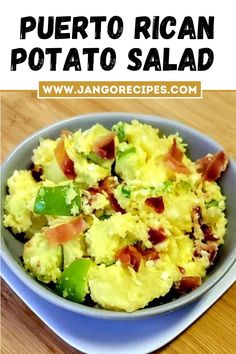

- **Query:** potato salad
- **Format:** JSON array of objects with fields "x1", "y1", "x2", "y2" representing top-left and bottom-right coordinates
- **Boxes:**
[{"x1": 3, "y1": 120, "x2": 228, "y2": 312}]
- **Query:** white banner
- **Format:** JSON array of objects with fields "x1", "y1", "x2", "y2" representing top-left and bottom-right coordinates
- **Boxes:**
[{"x1": 1, "y1": 0, "x2": 235, "y2": 90}]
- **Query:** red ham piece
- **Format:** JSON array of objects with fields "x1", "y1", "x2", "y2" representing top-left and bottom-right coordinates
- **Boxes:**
[
  {"x1": 201, "y1": 242, "x2": 218, "y2": 263},
  {"x1": 148, "y1": 227, "x2": 166, "y2": 245},
  {"x1": 99, "y1": 176, "x2": 117, "y2": 194},
  {"x1": 165, "y1": 138, "x2": 191, "y2": 175},
  {"x1": 71, "y1": 217, "x2": 87, "y2": 233},
  {"x1": 86, "y1": 187, "x2": 100, "y2": 206},
  {"x1": 145, "y1": 197, "x2": 165, "y2": 214},
  {"x1": 87, "y1": 187, "x2": 100, "y2": 195},
  {"x1": 191, "y1": 206, "x2": 219, "y2": 245},
  {"x1": 194, "y1": 242, "x2": 218, "y2": 263},
  {"x1": 45, "y1": 217, "x2": 87, "y2": 245},
  {"x1": 193, "y1": 249, "x2": 201, "y2": 257},
  {"x1": 92, "y1": 132, "x2": 116, "y2": 160},
  {"x1": 192, "y1": 206, "x2": 202, "y2": 220},
  {"x1": 140, "y1": 247, "x2": 159, "y2": 261},
  {"x1": 176, "y1": 276, "x2": 202, "y2": 293},
  {"x1": 196, "y1": 151, "x2": 228, "y2": 181},
  {"x1": 99, "y1": 177, "x2": 125, "y2": 214},
  {"x1": 201, "y1": 224, "x2": 218, "y2": 242},
  {"x1": 116, "y1": 245, "x2": 142, "y2": 272},
  {"x1": 54, "y1": 139, "x2": 76, "y2": 180},
  {"x1": 136, "y1": 244, "x2": 160, "y2": 261},
  {"x1": 116, "y1": 244, "x2": 159, "y2": 272},
  {"x1": 108, "y1": 194, "x2": 126, "y2": 214}
]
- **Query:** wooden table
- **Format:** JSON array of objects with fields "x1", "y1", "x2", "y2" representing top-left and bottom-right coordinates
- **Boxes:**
[{"x1": 1, "y1": 91, "x2": 236, "y2": 354}]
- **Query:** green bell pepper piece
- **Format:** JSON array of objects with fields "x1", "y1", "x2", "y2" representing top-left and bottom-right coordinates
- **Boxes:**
[
  {"x1": 112, "y1": 123, "x2": 125, "y2": 142},
  {"x1": 121, "y1": 185, "x2": 131, "y2": 198},
  {"x1": 117, "y1": 147, "x2": 136, "y2": 160},
  {"x1": 34, "y1": 185, "x2": 80, "y2": 216},
  {"x1": 205, "y1": 199, "x2": 219, "y2": 209},
  {"x1": 56, "y1": 259, "x2": 93, "y2": 303},
  {"x1": 87, "y1": 151, "x2": 111, "y2": 168},
  {"x1": 98, "y1": 214, "x2": 111, "y2": 220},
  {"x1": 162, "y1": 180, "x2": 173, "y2": 192}
]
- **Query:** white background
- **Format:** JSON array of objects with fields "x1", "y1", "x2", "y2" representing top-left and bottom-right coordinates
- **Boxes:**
[{"x1": 0, "y1": 0, "x2": 235, "y2": 90}]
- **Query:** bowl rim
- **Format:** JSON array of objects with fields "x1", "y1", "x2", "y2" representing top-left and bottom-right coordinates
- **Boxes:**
[{"x1": 1, "y1": 112, "x2": 236, "y2": 320}]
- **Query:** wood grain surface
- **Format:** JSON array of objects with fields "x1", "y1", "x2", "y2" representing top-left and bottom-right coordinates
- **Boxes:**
[{"x1": 1, "y1": 91, "x2": 236, "y2": 354}]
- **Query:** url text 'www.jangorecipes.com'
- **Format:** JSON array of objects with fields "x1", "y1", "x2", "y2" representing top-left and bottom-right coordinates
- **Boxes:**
[{"x1": 38, "y1": 81, "x2": 201, "y2": 99}]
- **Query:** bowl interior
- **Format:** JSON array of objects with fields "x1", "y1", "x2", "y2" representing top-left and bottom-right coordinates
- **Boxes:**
[{"x1": 1, "y1": 113, "x2": 236, "y2": 320}]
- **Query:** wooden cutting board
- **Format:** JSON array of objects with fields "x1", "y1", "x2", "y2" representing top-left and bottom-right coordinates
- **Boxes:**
[{"x1": 1, "y1": 91, "x2": 236, "y2": 354}]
